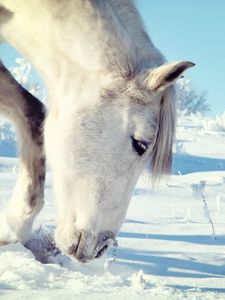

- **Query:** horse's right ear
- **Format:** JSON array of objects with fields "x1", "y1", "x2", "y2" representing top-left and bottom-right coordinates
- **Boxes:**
[{"x1": 141, "y1": 61, "x2": 195, "y2": 92}]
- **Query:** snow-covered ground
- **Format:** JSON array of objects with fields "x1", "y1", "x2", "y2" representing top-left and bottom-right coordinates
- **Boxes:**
[{"x1": 0, "y1": 114, "x2": 225, "y2": 300}]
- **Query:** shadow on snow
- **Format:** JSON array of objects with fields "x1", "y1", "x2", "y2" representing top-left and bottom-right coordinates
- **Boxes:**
[
  {"x1": 118, "y1": 232, "x2": 225, "y2": 245},
  {"x1": 112, "y1": 247, "x2": 225, "y2": 279},
  {"x1": 172, "y1": 153, "x2": 225, "y2": 175}
]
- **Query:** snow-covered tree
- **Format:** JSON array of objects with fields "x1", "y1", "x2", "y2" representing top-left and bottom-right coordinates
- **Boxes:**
[
  {"x1": 0, "y1": 57, "x2": 46, "y2": 157},
  {"x1": 0, "y1": 120, "x2": 17, "y2": 157},
  {"x1": 10, "y1": 57, "x2": 46, "y2": 102},
  {"x1": 177, "y1": 78, "x2": 210, "y2": 115}
]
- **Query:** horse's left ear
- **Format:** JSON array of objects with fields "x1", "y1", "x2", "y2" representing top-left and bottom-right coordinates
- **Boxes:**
[{"x1": 143, "y1": 61, "x2": 195, "y2": 92}]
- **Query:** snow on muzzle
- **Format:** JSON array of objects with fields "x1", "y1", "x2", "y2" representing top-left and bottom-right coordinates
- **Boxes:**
[{"x1": 67, "y1": 230, "x2": 116, "y2": 263}]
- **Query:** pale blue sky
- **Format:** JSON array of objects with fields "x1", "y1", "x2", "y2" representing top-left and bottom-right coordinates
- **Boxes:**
[
  {"x1": 138, "y1": 0, "x2": 225, "y2": 115},
  {"x1": 0, "y1": 0, "x2": 225, "y2": 114}
]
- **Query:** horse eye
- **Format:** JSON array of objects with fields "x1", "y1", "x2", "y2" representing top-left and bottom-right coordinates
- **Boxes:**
[{"x1": 132, "y1": 137, "x2": 149, "y2": 156}]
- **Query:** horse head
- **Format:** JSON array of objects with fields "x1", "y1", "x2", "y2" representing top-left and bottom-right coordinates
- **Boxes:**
[{"x1": 45, "y1": 61, "x2": 194, "y2": 262}]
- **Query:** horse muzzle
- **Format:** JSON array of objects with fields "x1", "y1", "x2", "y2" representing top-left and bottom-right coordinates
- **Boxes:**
[{"x1": 67, "y1": 230, "x2": 116, "y2": 263}]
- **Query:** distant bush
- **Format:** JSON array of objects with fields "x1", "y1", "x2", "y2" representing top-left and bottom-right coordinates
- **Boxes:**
[
  {"x1": 178, "y1": 112, "x2": 225, "y2": 133},
  {"x1": 202, "y1": 112, "x2": 225, "y2": 132}
]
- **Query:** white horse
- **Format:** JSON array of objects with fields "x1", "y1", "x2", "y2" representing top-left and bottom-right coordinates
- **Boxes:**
[{"x1": 0, "y1": 0, "x2": 194, "y2": 262}]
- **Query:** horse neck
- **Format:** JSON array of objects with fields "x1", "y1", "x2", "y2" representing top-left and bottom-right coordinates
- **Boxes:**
[{"x1": 0, "y1": 0, "x2": 164, "y2": 102}]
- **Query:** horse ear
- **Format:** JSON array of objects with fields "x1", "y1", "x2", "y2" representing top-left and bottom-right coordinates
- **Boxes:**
[{"x1": 143, "y1": 61, "x2": 195, "y2": 92}]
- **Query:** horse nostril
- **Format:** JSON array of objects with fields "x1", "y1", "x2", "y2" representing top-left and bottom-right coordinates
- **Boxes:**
[
  {"x1": 95, "y1": 244, "x2": 109, "y2": 258},
  {"x1": 95, "y1": 231, "x2": 115, "y2": 258}
]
